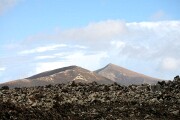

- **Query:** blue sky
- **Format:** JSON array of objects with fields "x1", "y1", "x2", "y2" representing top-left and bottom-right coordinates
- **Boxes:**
[{"x1": 0, "y1": 0, "x2": 180, "y2": 83}]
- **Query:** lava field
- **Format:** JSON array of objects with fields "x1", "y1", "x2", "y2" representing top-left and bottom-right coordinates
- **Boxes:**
[{"x1": 0, "y1": 76, "x2": 180, "y2": 120}]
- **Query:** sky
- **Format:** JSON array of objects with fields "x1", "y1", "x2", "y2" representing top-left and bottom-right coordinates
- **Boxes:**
[{"x1": 0, "y1": 0, "x2": 180, "y2": 83}]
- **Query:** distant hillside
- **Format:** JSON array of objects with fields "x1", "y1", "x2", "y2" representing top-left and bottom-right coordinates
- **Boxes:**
[
  {"x1": 0, "y1": 63, "x2": 162, "y2": 88},
  {"x1": 0, "y1": 66, "x2": 113, "y2": 88},
  {"x1": 95, "y1": 63, "x2": 161, "y2": 85}
]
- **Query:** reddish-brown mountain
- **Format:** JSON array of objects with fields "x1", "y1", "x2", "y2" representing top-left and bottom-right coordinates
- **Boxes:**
[
  {"x1": 0, "y1": 66, "x2": 113, "y2": 88},
  {"x1": 95, "y1": 63, "x2": 161, "y2": 86}
]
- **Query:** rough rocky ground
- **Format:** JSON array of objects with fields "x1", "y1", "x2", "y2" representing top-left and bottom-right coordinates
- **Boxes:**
[{"x1": 0, "y1": 76, "x2": 180, "y2": 120}]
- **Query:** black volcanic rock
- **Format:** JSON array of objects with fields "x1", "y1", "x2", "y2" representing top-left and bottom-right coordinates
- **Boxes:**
[
  {"x1": 0, "y1": 66, "x2": 113, "y2": 88},
  {"x1": 0, "y1": 76, "x2": 180, "y2": 119},
  {"x1": 95, "y1": 63, "x2": 161, "y2": 85}
]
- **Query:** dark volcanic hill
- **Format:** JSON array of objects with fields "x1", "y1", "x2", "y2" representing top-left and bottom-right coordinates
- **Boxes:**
[
  {"x1": 0, "y1": 66, "x2": 113, "y2": 88},
  {"x1": 95, "y1": 63, "x2": 161, "y2": 86}
]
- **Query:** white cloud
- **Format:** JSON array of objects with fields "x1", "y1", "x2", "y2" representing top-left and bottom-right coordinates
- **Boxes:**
[
  {"x1": 54, "y1": 52, "x2": 69, "y2": 57},
  {"x1": 62, "y1": 20, "x2": 180, "y2": 79},
  {"x1": 35, "y1": 55, "x2": 56, "y2": 60},
  {"x1": 61, "y1": 20, "x2": 127, "y2": 46},
  {"x1": 0, "y1": 67, "x2": 6, "y2": 71},
  {"x1": 2, "y1": 20, "x2": 180, "y2": 80},
  {"x1": 0, "y1": 0, "x2": 20, "y2": 14},
  {"x1": 27, "y1": 20, "x2": 180, "y2": 51},
  {"x1": 161, "y1": 57, "x2": 179, "y2": 71},
  {"x1": 19, "y1": 44, "x2": 67, "y2": 55},
  {"x1": 24, "y1": 20, "x2": 127, "y2": 49},
  {"x1": 73, "y1": 45, "x2": 88, "y2": 49},
  {"x1": 110, "y1": 41, "x2": 126, "y2": 49},
  {"x1": 35, "y1": 51, "x2": 108, "y2": 73},
  {"x1": 35, "y1": 62, "x2": 71, "y2": 74},
  {"x1": 63, "y1": 51, "x2": 108, "y2": 69}
]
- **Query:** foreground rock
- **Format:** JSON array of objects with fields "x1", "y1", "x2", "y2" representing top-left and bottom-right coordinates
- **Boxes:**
[{"x1": 0, "y1": 76, "x2": 180, "y2": 120}]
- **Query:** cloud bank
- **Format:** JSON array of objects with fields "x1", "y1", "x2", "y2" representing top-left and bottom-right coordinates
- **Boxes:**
[
  {"x1": 19, "y1": 44, "x2": 67, "y2": 55},
  {"x1": 1, "y1": 20, "x2": 180, "y2": 82}
]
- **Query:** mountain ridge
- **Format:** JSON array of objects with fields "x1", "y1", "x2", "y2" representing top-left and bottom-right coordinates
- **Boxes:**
[
  {"x1": 0, "y1": 65, "x2": 113, "y2": 88},
  {"x1": 95, "y1": 63, "x2": 161, "y2": 85},
  {"x1": 0, "y1": 63, "x2": 161, "y2": 88},
  {"x1": 27, "y1": 65, "x2": 79, "y2": 79}
]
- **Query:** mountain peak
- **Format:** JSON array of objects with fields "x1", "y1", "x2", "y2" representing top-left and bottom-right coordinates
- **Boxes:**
[
  {"x1": 0, "y1": 65, "x2": 113, "y2": 88},
  {"x1": 107, "y1": 63, "x2": 114, "y2": 66},
  {"x1": 104, "y1": 63, "x2": 123, "y2": 70},
  {"x1": 95, "y1": 64, "x2": 161, "y2": 85},
  {"x1": 106, "y1": 63, "x2": 117, "y2": 67}
]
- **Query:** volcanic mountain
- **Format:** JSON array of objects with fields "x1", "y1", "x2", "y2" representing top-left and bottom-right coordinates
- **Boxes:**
[
  {"x1": 95, "y1": 63, "x2": 161, "y2": 86},
  {"x1": 0, "y1": 66, "x2": 113, "y2": 88}
]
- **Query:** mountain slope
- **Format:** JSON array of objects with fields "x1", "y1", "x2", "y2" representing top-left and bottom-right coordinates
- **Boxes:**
[
  {"x1": 0, "y1": 66, "x2": 113, "y2": 88},
  {"x1": 95, "y1": 63, "x2": 161, "y2": 85}
]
